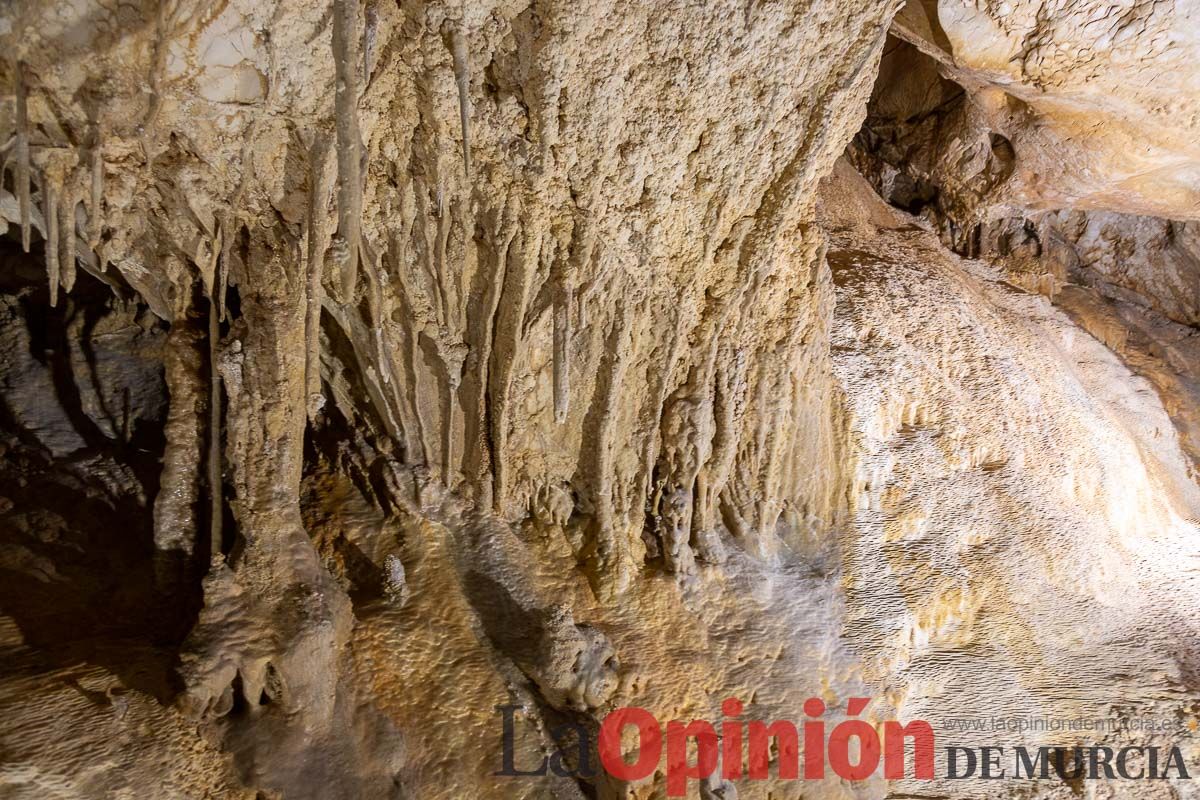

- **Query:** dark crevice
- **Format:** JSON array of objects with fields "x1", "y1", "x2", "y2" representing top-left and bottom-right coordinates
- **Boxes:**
[{"x1": 0, "y1": 233, "x2": 196, "y2": 703}]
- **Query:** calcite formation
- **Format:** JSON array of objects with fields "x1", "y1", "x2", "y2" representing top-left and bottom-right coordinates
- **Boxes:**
[{"x1": 0, "y1": 1, "x2": 1197, "y2": 798}]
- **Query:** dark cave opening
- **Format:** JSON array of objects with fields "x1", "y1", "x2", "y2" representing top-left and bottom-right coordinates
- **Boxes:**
[{"x1": 0, "y1": 233, "x2": 201, "y2": 702}]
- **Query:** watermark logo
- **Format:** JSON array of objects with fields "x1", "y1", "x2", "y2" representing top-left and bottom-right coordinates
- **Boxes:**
[
  {"x1": 498, "y1": 697, "x2": 933, "y2": 796},
  {"x1": 496, "y1": 700, "x2": 1192, "y2": 796}
]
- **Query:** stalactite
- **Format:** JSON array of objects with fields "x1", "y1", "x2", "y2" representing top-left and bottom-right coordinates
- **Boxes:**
[
  {"x1": 403, "y1": 304, "x2": 433, "y2": 467},
  {"x1": 434, "y1": 186, "x2": 453, "y2": 327},
  {"x1": 551, "y1": 204, "x2": 599, "y2": 427},
  {"x1": 60, "y1": 191, "x2": 76, "y2": 294},
  {"x1": 43, "y1": 175, "x2": 58, "y2": 307},
  {"x1": 635, "y1": 308, "x2": 688, "y2": 549},
  {"x1": 447, "y1": 24, "x2": 472, "y2": 176},
  {"x1": 439, "y1": 336, "x2": 468, "y2": 487},
  {"x1": 488, "y1": 220, "x2": 542, "y2": 511},
  {"x1": 320, "y1": 296, "x2": 405, "y2": 442},
  {"x1": 207, "y1": 257, "x2": 223, "y2": 566},
  {"x1": 360, "y1": 232, "x2": 403, "y2": 412},
  {"x1": 89, "y1": 130, "x2": 103, "y2": 249},
  {"x1": 361, "y1": 237, "x2": 399, "y2": 391},
  {"x1": 14, "y1": 61, "x2": 31, "y2": 253},
  {"x1": 331, "y1": 0, "x2": 362, "y2": 300},
  {"x1": 581, "y1": 299, "x2": 633, "y2": 597},
  {"x1": 305, "y1": 136, "x2": 335, "y2": 420},
  {"x1": 440, "y1": 176, "x2": 474, "y2": 485},
  {"x1": 198, "y1": 224, "x2": 219, "y2": 301},
  {"x1": 217, "y1": 214, "x2": 232, "y2": 322},
  {"x1": 552, "y1": 263, "x2": 572, "y2": 424},
  {"x1": 460, "y1": 202, "x2": 519, "y2": 494},
  {"x1": 386, "y1": 199, "x2": 426, "y2": 465}
]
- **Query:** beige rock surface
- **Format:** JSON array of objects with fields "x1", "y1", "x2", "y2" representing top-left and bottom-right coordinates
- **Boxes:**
[
  {"x1": 852, "y1": 11, "x2": 1200, "y2": 474},
  {"x1": 822, "y1": 161, "x2": 1200, "y2": 798}
]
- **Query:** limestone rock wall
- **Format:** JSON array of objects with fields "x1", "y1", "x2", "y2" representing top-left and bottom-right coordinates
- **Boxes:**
[
  {"x1": 820, "y1": 162, "x2": 1200, "y2": 799},
  {"x1": 1, "y1": 0, "x2": 897, "y2": 593},
  {"x1": 851, "y1": 15, "x2": 1200, "y2": 472},
  {"x1": 0, "y1": 0, "x2": 900, "y2": 797}
]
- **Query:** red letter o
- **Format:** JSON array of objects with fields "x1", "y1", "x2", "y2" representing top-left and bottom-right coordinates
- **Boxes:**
[
  {"x1": 599, "y1": 707, "x2": 663, "y2": 782},
  {"x1": 828, "y1": 719, "x2": 881, "y2": 780}
]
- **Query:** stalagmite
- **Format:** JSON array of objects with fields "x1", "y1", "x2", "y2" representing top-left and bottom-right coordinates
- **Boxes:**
[
  {"x1": 14, "y1": 61, "x2": 30, "y2": 252},
  {"x1": 43, "y1": 176, "x2": 58, "y2": 307},
  {"x1": 331, "y1": 0, "x2": 362, "y2": 300},
  {"x1": 152, "y1": 255, "x2": 206, "y2": 592}
]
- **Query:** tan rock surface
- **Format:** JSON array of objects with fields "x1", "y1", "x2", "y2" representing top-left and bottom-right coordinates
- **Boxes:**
[{"x1": 821, "y1": 161, "x2": 1200, "y2": 798}]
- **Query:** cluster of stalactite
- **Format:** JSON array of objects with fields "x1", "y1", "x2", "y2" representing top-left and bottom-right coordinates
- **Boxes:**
[{"x1": 1, "y1": 1, "x2": 900, "y2": 788}]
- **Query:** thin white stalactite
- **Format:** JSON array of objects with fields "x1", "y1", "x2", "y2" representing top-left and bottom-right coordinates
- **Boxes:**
[{"x1": 448, "y1": 25, "x2": 471, "y2": 177}]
